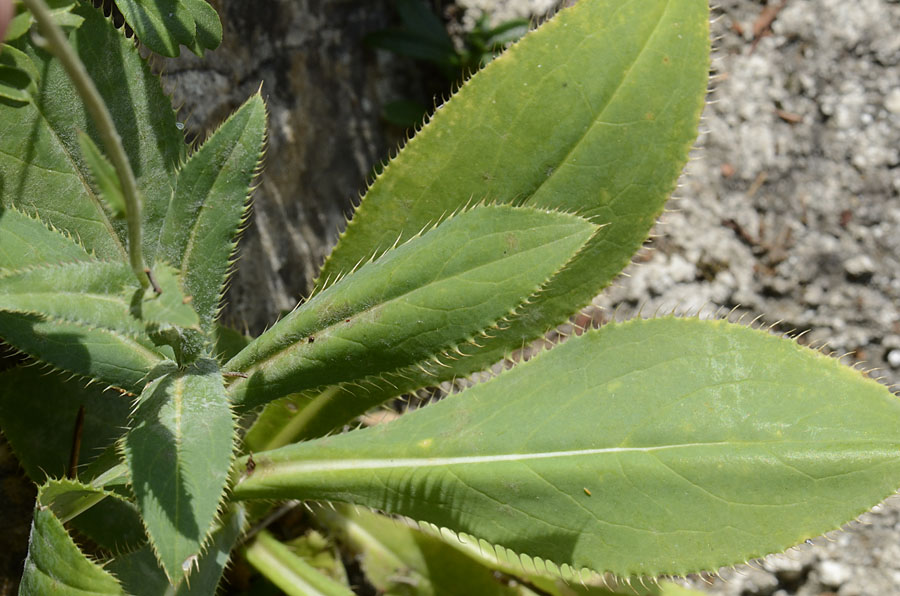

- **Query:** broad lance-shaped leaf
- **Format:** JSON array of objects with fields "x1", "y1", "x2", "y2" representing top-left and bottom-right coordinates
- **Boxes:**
[
  {"x1": 0, "y1": 207, "x2": 89, "y2": 268},
  {"x1": 113, "y1": 0, "x2": 222, "y2": 57},
  {"x1": 0, "y1": 2, "x2": 184, "y2": 261},
  {"x1": 304, "y1": 0, "x2": 709, "y2": 428},
  {"x1": 20, "y1": 480, "x2": 125, "y2": 595},
  {"x1": 233, "y1": 317, "x2": 900, "y2": 578},
  {"x1": 0, "y1": 261, "x2": 164, "y2": 390},
  {"x1": 226, "y1": 205, "x2": 598, "y2": 409},
  {"x1": 122, "y1": 359, "x2": 235, "y2": 584},
  {"x1": 158, "y1": 93, "x2": 267, "y2": 332}
]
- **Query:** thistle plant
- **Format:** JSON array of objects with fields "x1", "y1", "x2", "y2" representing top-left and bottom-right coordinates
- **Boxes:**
[{"x1": 2, "y1": 1, "x2": 899, "y2": 595}]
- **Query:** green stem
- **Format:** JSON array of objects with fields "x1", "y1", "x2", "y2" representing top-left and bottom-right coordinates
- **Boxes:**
[
  {"x1": 244, "y1": 530, "x2": 354, "y2": 596},
  {"x1": 21, "y1": 0, "x2": 148, "y2": 288}
]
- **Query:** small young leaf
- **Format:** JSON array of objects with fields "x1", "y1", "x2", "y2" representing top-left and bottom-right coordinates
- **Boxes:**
[
  {"x1": 3, "y1": 0, "x2": 83, "y2": 42},
  {"x1": 20, "y1": 481, "x2": 125, "y2": 595},
  {"x1": 113, "y1": 0, "x2": 222, "y2": 58},
  {"x1": 233, "y1": 317, "x2": 900, "y2": 579},
  {"x1": 139, "y1": 263, "x2": 201, "y2": 330},
  {"x1": 226, "y1": 205, "x2": 598, "y2": 410},
  {"x1": 77, "y1": 130, "x2": 127, "y2": 218},
  {"x1": 158, "y1": 93, "x2": 266, "y2": 332},
  {"x1": 0, "y1": 207, "x2": 89, "y2": 268},
  {"x1": 4, "y1": 11, "x2": 33, "y2": 42},
  {"x1": 122, "y1": 358, "x2": 235, "y2": 584},
  {"x1": 139, "y1": 263, "x2": 204, "y2": 364},
  {"x1": 183, "y1": 0, "x2": 223, "y2": 56},
  {"x1": 113, "y1": 0, "x2": 197, "y2": 57}
]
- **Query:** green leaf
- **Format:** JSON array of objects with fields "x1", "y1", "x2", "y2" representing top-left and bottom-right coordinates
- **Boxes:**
[
  {"x1": 232, "y1": 317, "x2": 900, "y2": 579},
  {"x1": 213, "y1": 323, "x2": 252, "y2": 363},
  {"x1": 0, "y1": 261, "x2": 164, "y2": 390},
  {"x1": 113, "y1": 0, "x2": 193, "y2": 57},
  {"x1": 183, "y1": 0, "x2": 223, "y2": 57},
  {"x1": 317, "y1": 504, "x2": 700, "y2": 596},
  {"x1": 113, "y1": 0, "x2": 222, "y2": 57},
  {"x1": 77, "y1": 130, "x2": 126, "y2": 218},
  {"x1": 0, "y1": 41, "x2": 36, "y2": 102},
  {"x1": 3, "y1": 0, "x2": 83, "y2": 42},
  {"x1": 0, "y1": 64, "x2": 30, "y2": 102},
  {"x1": 140, "y1": 263, "x2": 201, "y2": 330},
  {"x1": 226, "y1": 205, "x2": 598, "y2": 410},
  {"x1": 0, "y1": 207, "x2": 89, "y2": 269},
  {"x1": 122, "y1": 358, "x2": 235, "y2": 584},
  {"x1": 313, "y1": 0, "x2": 709, "y2": 415},
  {"x1": 0, "y1": 311, "x2": 163, "y2": 391},
  {"x1": 244, "y1": 530, "x2": 354, "y2": 596},
  {"x1": 69, "y1": 495, "x2": 147, "y2": 554},
  {"x1": 39, "y1": 477, "x2": 124, "y2": 523},
  {"x1": 4, "y1": 11, "x2": 33, "y2": 42},
  {"x1": 0, "y1": 260, "x2": 140, "y2": 331},
  {"x1": 109, "y1": 505, "x2": 247, "y2": 596},
  {"x1": 0, "y1": 2, "x2": 184, "y2": 262},
  {"x1": 0, "y1": 366, "x2": 130, "y2": 481},
  {"x1": 20, "y1": 481, "x2": 125, "y2": 596},
  {"x1": 139, "y1": 263, "x2": 204, "y2": 363},
  {"x1": 316, "y1": 504, "x2": 524, "y2": 596},
  {"x1": 158, "y1": 93, "x2": 266, "y2": 332}
]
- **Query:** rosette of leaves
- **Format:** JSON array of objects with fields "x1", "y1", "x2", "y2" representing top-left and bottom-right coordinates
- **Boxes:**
[{"x1": 3, "y1": 0, "x2": 900, "y2": 594}]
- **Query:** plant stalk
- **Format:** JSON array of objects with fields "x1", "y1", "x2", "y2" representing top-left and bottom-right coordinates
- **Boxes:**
[
  {"x1": 21, "y1": 0, "x2": 148, "y2": 288},
  {"x1": 244, "y1": 530, "x2": 354, "y2": 596}
]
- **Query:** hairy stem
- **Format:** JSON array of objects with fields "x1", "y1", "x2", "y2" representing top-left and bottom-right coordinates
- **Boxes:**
[{"x1": 22, "y1": 0, "x2": 148, "y2": 288}]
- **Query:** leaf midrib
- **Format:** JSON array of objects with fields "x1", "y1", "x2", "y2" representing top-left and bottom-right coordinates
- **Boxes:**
[{"x1": 259, "y1": 440, "x2": 900, "y2": 475}]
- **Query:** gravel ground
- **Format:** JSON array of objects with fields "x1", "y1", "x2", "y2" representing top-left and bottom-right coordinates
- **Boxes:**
[{"x1": 579, "y1": 1, "x2": 900, "y2": 594}]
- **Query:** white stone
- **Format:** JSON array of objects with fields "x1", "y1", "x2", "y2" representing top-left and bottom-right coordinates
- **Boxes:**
[
  {"x1": 885, "y1": 89, "x2": 900, "y2": 115},
  {"x1": 819, "y1": 560, "x2": 852, "y2": 587}
]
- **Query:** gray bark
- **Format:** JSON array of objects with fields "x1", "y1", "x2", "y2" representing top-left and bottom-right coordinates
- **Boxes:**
[{"x1": 164, "y1": 0, "x2": 422, "y2": 333}]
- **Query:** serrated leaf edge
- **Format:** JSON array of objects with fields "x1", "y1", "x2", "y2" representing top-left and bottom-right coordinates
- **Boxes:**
[
  {"x1": 118, "y1": 365, "x2": 239, "y2": 586},
  {"x1": 226, "y1": 205, "x2": 601, "y2": 408}
]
